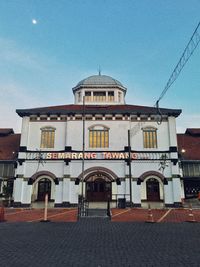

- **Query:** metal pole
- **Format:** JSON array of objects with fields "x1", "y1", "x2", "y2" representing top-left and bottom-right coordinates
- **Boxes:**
[
  {"x1": 128, "y1": 130, "x2": 132, "y2": 207},
  {"x1": 81, "y1": 96, "x2": 85, "y2": 198}
]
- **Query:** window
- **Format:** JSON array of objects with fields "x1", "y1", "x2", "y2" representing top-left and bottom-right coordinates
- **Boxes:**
[
  {"x1": 78, "y1": 92, "x2": 81, "y2": 102},
  {"x1": 93, "y1": 91, "x2": 106, "y2": 102},
  {"x1": 143, "y1": 127, "x2": 157, "y2": 148},
  {"x1": 89, "y1": 126, "x2": 109, "y2": 148},
  {"x1": 183, "y1": 163, "x2": 200, "y2": 177},
  {"x1": 118, "y1": 92, "x2": 122, "y2": 102},
  {"x1": 40, "y1": 127, "x2": 55, "y2": 148},
  {"x1": 85, "y1": 91, "x2": 91, "y2": 102},
  {"x1": 108, "y1": 91, "x2": 114, "y2": 102}
]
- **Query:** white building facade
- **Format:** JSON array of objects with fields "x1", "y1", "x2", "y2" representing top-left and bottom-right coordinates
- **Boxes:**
[{"x1": 13, "y1": 74, "x2": 184, "y2": 207}]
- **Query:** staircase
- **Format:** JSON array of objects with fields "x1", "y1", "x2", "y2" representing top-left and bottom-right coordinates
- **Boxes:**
[
  {"x1": 87, "y1": 208, "x2": 108, "y2": 218},
  {"x1": 78, "y1": 198, "x2": 111, "y2": 220}
]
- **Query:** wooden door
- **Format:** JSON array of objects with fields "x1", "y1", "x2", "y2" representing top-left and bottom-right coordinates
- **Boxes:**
[
  {"x1": 146, "y1": 178, "x2": 160, "y2": 201},
  {"x1": 86, "y1": 178, "x2": 111, "y2": 201},
  {"x1": 37, "y1": 178, "x2": 51, "y2": 201}
]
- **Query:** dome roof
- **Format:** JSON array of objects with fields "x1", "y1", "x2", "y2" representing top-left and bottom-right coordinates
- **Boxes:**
[{"x1": 73, "y1": 75, "x2": 126, "y2": 91}]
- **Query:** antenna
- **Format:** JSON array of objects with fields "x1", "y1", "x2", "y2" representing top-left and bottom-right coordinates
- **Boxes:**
[{"x1": 98, "y1": 65, "x2": 101, "y2": 75}]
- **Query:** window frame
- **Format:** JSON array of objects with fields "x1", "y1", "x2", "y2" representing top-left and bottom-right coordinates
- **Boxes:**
[
  {"x1": 142, "y1": 127, "x2": 158, "y2": 149},
  {"x1": 89, "y1": 125, "x2": 109, "y2": 148},
  {"x1": 93, "y1": 91, "x2": 106, "y2": 102},
  {"x1": 40, "y1": 126, "x2": 56, "y2": 149}
]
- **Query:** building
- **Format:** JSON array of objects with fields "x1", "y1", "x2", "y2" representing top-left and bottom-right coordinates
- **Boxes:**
[
  {"x1": 13, "y1": 74, "x2": 184, "y2": 207},
  {"x1": 177, "y1": 128, "x2": 200, "y2": 198},
  {"x1": 0, "y1": 129, "x2": 20, "y2": 198}
]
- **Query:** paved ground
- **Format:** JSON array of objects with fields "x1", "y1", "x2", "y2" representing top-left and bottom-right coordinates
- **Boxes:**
[
  {"x1": 111, "y1": 207, "x2": 200, "y2": 222},
  {"x1": 0, "y1": 219, "x2": 200, "y2": 267},
  {"x1": 4, "y1": 208, "x2": 77, "y2": 222},
  {"x1": 3, "y1": 207, "x2": 200, "y2": 223}
]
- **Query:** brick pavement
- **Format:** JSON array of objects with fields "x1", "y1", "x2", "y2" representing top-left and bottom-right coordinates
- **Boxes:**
[
  {"x1": 111, "y1": 208, "x2": 200, "y2": 222},
  {"x1": 4, "y1": 208, "x2": 77, "y2": 222},
  {"x1": 0, "y1": 219, "x2": 200, "y2": 266},
  {"x1": 3, "y1": 207, "x2": 200, "y2": 223}
]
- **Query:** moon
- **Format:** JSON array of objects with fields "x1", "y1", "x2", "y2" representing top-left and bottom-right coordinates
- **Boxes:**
[{"x1": 32, "y1": 19, "x2": 37, "y2": 25}]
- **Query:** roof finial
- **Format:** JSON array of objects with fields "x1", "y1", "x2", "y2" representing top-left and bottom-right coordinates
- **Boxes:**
[{"x1": 98, "y1": 65, "x2": 101, "y2": 76}]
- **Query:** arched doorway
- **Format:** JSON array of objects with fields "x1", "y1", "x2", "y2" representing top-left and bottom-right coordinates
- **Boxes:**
[
  {"x1": 37, "y1": 178, "x2": 51, "y2": 201},
  {"x1": 86, "y1": 174, "x2": 112, "y2": 202},
  {"x1": 146, "y1": 178, "x2": 160, "y2": 201}
]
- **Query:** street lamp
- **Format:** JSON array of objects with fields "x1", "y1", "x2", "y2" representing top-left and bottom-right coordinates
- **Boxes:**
[
  {"x1": 128, "y1": 130, "x2": 133, "y2": 207},
  {"x1": 81, "y1": 96, "x2": 85, "y2": 199}
]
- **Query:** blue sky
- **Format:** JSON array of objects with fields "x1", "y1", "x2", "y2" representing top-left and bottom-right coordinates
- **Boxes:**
[{"x1": 0, "y1": 0, "x2": 199, "y2": 132}]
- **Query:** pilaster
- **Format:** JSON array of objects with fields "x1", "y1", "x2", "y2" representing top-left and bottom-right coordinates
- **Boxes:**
[{"x1": 132, "y1": 181, "x2": 141, "y2": 207}]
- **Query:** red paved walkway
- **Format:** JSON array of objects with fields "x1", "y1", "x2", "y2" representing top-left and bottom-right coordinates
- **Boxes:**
[
  {"x1": 111, "y1": 208, "x2": 200, "y2": 222},
  {"x1": 4, "y1": 208, "x2": 77, "y2": 222},
  {"x1": 2, "y1": 207, "x2": 200, "y2": 223}
]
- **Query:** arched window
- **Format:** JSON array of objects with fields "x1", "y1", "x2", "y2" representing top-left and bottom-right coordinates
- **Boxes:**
[
  {"x1": 40, "y1": 127, "x2": 55, "y2": 148},
  {"x1": 143, "y1": 127, "x2": 157, "y2": 148},
  {"x1": 89, "y1": 125, "x2": 109, "y2": 148}
]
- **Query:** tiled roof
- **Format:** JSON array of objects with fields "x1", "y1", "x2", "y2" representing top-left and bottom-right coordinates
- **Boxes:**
[
  {"x1": 177, "y1": 129, "x2": 200, "y2": 160},
  {"x1": 0, "y1": 130, "x2": 21, "y2": 160},
  {"x1": 185, "y1": 128, "x2": 200, "y2": 136},
  {"x1": 0, "y1": 128, "x2": 14, "y2": 136},
  {"x1": 16, "y1": 104, "x2": 182, "y2": 117},
  {"x1": 73, "y1": 75, "x2": 126, "y2": 91}
]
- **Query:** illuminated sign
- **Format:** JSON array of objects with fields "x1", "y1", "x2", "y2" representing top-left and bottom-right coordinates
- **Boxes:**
[{"x1": 25, "y1": 151, "x2": 169, "y2": 161}]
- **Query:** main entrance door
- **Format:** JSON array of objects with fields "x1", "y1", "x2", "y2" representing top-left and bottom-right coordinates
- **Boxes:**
[
  {"x1": 37, "y1": 178, "x2": 51, "y2": 201},
  {"x1": 86, "y1": 177, "x2": 111, "y2": 202},
  {"x1": 146, "y1": 178, "x2": 160, "y2": 201}
]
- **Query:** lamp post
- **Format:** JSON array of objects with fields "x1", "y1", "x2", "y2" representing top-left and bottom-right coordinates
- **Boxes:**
[
  {"x1": 81, "y1": 96, "x2": 85, "y2": 198},
  {"x1": 128, "y1": 130, "x2": 133, "y2": 207}
]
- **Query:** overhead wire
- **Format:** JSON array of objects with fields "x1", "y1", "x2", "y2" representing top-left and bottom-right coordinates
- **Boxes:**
[{"x1": 155, "y1": 21, "x2": 200, "y2": 124}]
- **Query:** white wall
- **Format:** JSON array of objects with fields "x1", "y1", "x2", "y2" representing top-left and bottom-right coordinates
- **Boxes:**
[
  {"x1": 27, "y1": 121, "x2": 66, "y2": 150},
  {"x1": 15, "y1": 113, "x2": 183, "y2": 206},
  {"x1": 20, "y1": 117, "x2": 175, "y2": 153}
]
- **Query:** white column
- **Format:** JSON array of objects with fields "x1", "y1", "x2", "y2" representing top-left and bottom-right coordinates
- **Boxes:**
[
  {"x1": 164, "y1": 182, "x2": 174, "y2": 206},
  {"x1": 62, "y1": 178, "x2": 70, "y2": 203},
  {"x1": 65, "y1": 121, "x2": 68, "y2": 147},
  {"x1": 172, "y1": 178, "x2": 182, "y2": 205},
  {"x1": 125, "y1": 178, "x2": 130, "y2": 202},
  {"x1": 20, "y1": 117, "x2": 30, "y2": 147},
  {"x1": 55, "y1": 182, "x2": 63, "y2": 205},
  {"x1": 180, "y1": 180, "x2": 185, "y2": 199},
  {"x1": 69, "y1": 181, "x2": 79, "y2": 204},
  {"x1": 21, "y1": 182, "x2": 32, "y2": 205},
  {"x1": 106, "y1": 91, "x2": 108, "y2": 102},
  {"x1": 168, "y1": 116, "x2": 177, "y2": 147},
  {"x1": 16, "y1": 164, "x2": 25, "y2": 176},
  {"x1": 168, "y1": 116, "x2": 183, "y2": 206},
  {"x1": 132, "y1": 181, "x2": 141, "y2": 206},
  {"x1": 13, "y1": 178, "x2": 23, "y2": 203}
]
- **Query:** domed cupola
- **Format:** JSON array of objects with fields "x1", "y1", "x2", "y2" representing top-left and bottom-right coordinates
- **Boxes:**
[{"x1": 72, "y1": 74, "x2": 127, "y2": 105}]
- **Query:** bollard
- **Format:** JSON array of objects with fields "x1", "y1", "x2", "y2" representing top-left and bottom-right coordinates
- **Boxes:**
[
  {"x1": 186, "y1": 204, "x2": 197, "y2": 223},
  {"x1": 0, "y1": 202, "x2": 6, "y2": 222},
  {"x1": 40, "y1": 194, "x2": 50, "y2": 222},
  {"x1": 145, "y1": 204, "x2": 155, "y2": 223}
]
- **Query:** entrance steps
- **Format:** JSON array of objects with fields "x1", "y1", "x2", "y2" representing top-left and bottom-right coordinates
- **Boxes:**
[
  {"x1": 78, "y1": 202, "x2": 112, "y2": 219},
  {"x1": 88, "y1": 201, "x2": 115, "y2": 209},
  {"x1": 87, "y1": 208, "x2": 108, "y2": 218}
]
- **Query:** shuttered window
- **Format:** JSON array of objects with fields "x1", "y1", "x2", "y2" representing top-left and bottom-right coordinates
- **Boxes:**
[
  {"x1": 89, "y1": 127, "x2": 109, "y2": 148},
  {"x1": 143, "y1": 127, "x2": 157, "y2": 148},
  {"x1": 40, "y1": 127, "x2": 55, "y2": 148}
]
